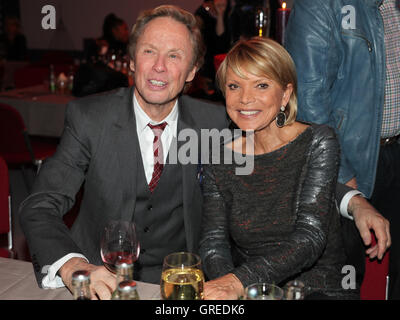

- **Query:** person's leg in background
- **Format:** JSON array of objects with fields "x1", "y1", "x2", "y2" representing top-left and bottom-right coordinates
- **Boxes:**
[{"x1": 370, "y1": 142, "x2": 400, "y2": 300}]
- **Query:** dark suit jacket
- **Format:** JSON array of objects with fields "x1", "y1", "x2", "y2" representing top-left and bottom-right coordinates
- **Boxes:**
[{"x1": 19, "y1": 86, "x2": 228, "y2": 286}]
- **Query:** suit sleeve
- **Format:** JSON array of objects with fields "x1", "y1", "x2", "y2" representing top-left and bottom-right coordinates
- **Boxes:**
[
  {"x1": 335, "y1": 183, "x2": 356, "y2": 206},
  {"x1": 19, "y1": 100, "x2": 94, "y2": 286},
  {"x1": 285, "y1": 0, "x2": 356, "y2": 183}
]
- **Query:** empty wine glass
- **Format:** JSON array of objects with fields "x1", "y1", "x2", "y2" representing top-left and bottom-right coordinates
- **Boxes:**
[
  {"x1": 244, "y1": 283, "x2": 284, "y2": 300},
  {"x1": 160, "y1": 252, "x2": 205, "y2": 300},
  {"x1": 100, "y1": 220, "x2": 140, "y2": 273}
]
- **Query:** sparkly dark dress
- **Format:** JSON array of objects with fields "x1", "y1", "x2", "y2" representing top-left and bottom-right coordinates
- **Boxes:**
[{"x1": 199, "y1": 124, "x2": 359, "y2": 299}]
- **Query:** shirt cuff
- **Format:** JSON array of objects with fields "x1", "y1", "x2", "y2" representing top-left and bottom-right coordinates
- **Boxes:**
[
  {"x1": 41, "y1": 253, "x2": 89, "y2": 289},
  {"x1": 340, "y1": 190, "x2": 365, "y2": 221}
]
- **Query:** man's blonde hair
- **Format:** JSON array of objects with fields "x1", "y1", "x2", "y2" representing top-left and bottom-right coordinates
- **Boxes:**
[{"x1": 128, "y1": 5, "x2": 205, "y2": 70}]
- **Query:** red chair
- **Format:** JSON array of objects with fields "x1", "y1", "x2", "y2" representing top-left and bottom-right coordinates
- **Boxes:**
[
  {"x1": 360, "y1": 232, "x2": 390, "y2": 300},
  {"x1": 39, "y1": 51, "x2": 74, "y2": 66},
  {"x1": 0, "y1": 156, "x2": 15, "y2": 258},
  {"x1": 14, "y1": 62, "x2": 73, "y2": 89},
  {"x1": 0, "y1": 103, "x2": 57, "y2": 180},
  {"x1": 213, "y1": 53, "x2": 227, "y2": 72},
  {"x1": 14, "y1": 65, "x2": 50, "y2": 89}
]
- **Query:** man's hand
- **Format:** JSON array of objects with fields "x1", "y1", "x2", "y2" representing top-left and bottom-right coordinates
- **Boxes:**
[
  {"x1": 345, "y1": 177, "x2": 358, "y2": 190},
  {"x1": 59, "y1": 257, "x2": 116, "y2": 300},
  {"x1": 348, "y1": 195, "x2": 391, "y2": 260},
  {"x1": 204, "y1": 273, "x2": 244, "y2": 300}
]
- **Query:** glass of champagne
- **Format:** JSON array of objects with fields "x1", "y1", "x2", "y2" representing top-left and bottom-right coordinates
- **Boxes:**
[
  {"x1": 100, "y1": 220, "x2": 140, "y2": 273},
  {"x1": 160, "y1": 252, "x2": 205, "y2": 300},
  {"x1": 244, "y1": 283, "x2": 284, "y2": 300}
]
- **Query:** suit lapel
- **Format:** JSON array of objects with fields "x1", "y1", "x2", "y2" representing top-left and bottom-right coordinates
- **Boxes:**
[
  {"x1": 177, "y1": 97, "x2": 200, "y2": 252},
  {"x1": 112, "y1": 87, "x2": 139, "y2": 222}
]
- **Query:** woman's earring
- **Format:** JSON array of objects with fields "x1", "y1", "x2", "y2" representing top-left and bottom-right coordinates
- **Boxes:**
[{"x1": 276, "y1": 105, "x2": 287, "y2": 128}]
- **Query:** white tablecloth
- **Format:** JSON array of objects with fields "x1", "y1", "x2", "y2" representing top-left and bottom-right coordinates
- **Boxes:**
[
  {"x1": 0, "y1": 257, "x2": 160, "y2": 300},
  {"x1": 0, "y1": 85, "x2": 74, "y2": 137}
]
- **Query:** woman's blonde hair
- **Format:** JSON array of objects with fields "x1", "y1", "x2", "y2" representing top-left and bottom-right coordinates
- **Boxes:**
[{"x1": 216, "y1": 37, "x2": 298, "y2": 125}]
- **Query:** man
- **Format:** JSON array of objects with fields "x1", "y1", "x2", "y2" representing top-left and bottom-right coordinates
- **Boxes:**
[
  {"x1": 20, "y1": 5, "x2": 226, "y2": 299},
  {"x1": 20, "y1": 5, "x2": 389, "y2": 300},
  {"x1": 286, "y1": 0, "x2": 399, "y2": 299}
]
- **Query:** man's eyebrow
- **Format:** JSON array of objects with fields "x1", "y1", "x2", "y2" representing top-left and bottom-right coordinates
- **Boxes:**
[
  {"x1": 168, "y1": 48, "x2": 185, "y2": 55},
  {"x1": 138, "y1": 43, "x2": 185, "y2": 54},
  {"x1": 138, "y1": 42, "x2": 156, "y2": 49}
]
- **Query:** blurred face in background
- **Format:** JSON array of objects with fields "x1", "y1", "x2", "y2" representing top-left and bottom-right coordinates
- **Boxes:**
[
  {"x1": 214, "y1": 0, "x2": 228, "y2": 12},
  {"x1": 113, "y1": 22, "x2": 130, "y2": 43},
  {"x1": 5, "y1": 18, "x2": 20, "y2": 38}
]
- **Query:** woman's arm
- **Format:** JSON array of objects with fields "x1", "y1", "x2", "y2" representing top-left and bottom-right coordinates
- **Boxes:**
[
  {"x1": 199, "y1": 164, "x2": 235, "y2": 280},
  {"x1": 199, "y1": 164, "x2": 246, "y2": 300}
]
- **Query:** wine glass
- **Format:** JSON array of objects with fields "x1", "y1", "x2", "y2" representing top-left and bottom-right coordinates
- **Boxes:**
[
  {"x1": 244, "y1": 283, "x2": 284, "y2": 300},
  {"x1": 160, "y1": 252, "x2": 205, "y2": 300},
  {"x1": 100, "y1": 220, "x2": 140, "y2": 273}
]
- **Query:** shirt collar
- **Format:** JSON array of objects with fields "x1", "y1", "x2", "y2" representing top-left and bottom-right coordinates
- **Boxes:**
[{"x1": 133, "y1": 92, "x2": 178, "y2": 135}]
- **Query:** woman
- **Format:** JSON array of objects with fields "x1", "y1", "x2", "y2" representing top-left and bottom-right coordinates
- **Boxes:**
[
  {"x1": 86, "y1": 13, "x2": 130, "y2": 60},
  {"x1": 0, "y1": 16, "x2": 27, "y2": 61},
  {"x1": 199, "y1": 37, "x2": 358, "y2": 300},
  {"x1": 193, "y1": 0, "x2": 232, "y2": 99},
  {"x1": 100, "y1": 13, "x2": 130, "y2": 55}
]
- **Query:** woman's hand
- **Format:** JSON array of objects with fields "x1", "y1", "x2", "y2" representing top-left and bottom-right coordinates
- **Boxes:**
[{"x1": 204, "y1": 273, "x2": 244, "y2": 300}]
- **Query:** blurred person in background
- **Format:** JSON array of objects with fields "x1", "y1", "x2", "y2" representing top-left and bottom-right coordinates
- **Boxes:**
[
  {"x1": 86, "y1": 13, "x2": 130, "y2": 60},
  {"x1": 194, "y1": 0, "x2": 232, "y2": 100},
  {"x1": 0, "y1": 16, "x2": 27, "y2": 61},
  {"x1": 285, "y1": 0, "x2": 400, "y2": 299},
  {"x1": 100, "y1": 13, "x2": 130, "y2": 55},
  {"x1": 79, "y1": 14, "x2": 131, "y2": 97}
]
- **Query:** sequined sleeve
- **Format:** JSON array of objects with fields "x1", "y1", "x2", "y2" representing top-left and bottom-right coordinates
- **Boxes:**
[{"x1": 198, "y1": 163, "x2": 236, "y2": 280}]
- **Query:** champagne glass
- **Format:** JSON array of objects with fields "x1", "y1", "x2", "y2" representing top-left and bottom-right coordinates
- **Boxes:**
[
  {"x1": 160, "y1": 252, "x2": 205, "y2": 300},
  {"x1": 244, "y1": 283, "x2": 284, "y2": 300},
  {"x1": 100, "y1": 220, "x2": 140, "y2": 273}
]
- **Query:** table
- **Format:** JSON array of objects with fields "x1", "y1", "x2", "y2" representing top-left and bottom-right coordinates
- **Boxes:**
[
  {"x1": 0, "y1": 257, "x2": 160, "y2": 300},
  {"x1": 0, "y1": 85, "x2": 74, "y2": 137}
]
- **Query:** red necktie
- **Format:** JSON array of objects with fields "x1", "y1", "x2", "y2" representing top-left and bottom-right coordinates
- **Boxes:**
[{"x1": 148, "y1": 122, "x2": 167, "y2": 192}]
